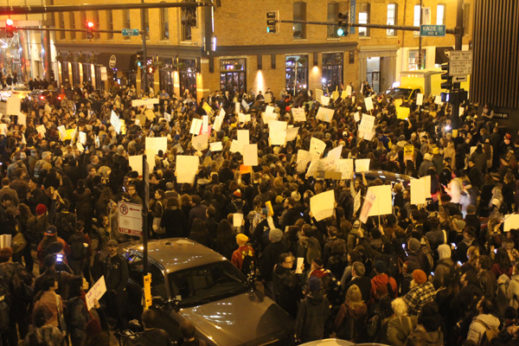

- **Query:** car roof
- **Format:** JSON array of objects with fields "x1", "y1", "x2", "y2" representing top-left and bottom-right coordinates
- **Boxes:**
[{"x1": 121, "y1": 238, "x2": 227, "y2": 272}]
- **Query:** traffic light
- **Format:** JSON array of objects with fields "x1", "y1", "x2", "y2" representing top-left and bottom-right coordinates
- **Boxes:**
[
  {"x1": 266, "y1": 11, "x2": 278, "y2": 33},
  {"x1": 440, "y1": 62, "x2": 453, "y2": 90},
  {"x1": 336, "y1": 12, "x2": 348, "y2": 37},
  {"x1": 5, "y1": 18, "x2": 14, "y2": 38},
  {"x1": 147, "y1": 65, "x2": 155, "y2": 74},
  {"x1": 86, "y1": 21, "x2": 94, "y2": 39}
]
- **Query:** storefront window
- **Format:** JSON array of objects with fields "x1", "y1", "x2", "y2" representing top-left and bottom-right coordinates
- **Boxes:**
[
  {"x1": 408, "y1": 50, "x2": 426, "y2": 70},
  {"x1": 285, "y1": 55, "x2": 308, "y2": 95},
  {"x1": 322, "y1": 53, "x2": 343, "y2": 91},
  {"x1": 220, "y1": 58, "x2": 247, "y2": 93}
]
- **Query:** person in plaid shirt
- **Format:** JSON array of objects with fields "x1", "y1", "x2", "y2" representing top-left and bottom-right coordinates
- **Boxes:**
[{"x1": 403, "y1": 269, "x2": 436, "y2": 316}]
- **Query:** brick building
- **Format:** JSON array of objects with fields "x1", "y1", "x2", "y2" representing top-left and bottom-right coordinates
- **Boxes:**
[{"x1": 51, "y1": 0, "x2": 473, "y2": 100}]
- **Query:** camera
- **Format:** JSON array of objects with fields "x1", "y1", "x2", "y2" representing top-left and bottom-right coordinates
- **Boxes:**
[{"x1": 56, "y1": 253, "x2": 64, "y2": 263}]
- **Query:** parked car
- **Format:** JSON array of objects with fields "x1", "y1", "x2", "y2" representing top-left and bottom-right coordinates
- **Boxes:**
[{"x1": 121, "y1": 238, "x2": 293, "y2": 345}]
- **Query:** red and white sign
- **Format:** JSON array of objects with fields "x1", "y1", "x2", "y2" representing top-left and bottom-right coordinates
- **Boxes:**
[{"x1": 117, "y1": 201, "x2": 142, "y2": 236}]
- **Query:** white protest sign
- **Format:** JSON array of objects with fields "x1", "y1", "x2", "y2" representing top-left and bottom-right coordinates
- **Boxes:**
[
  {"x1": 243, "y1": 144, "x2": 258, "y2": 166},
  {"x1": 57, "y1": 125, "x2": 66, "y2": 140},
  {"x1": 219, "y1": 108, "x2": 226, "y2": 118},
  {"x1": 315, "y1": 89, "x2": 324, "y2": 102},
  {"x1": 295, "y1": 257, "x2": 305, "y2": 274},
  {"x1": 145, "y1": 137, "x2": 167, "y2": 172},
  {"x1": 131, "y1": 98, "x2": 159, "y2": 107},
  {"x1": 265, "y1": 105, "x2": 275, "y2": 116},
  {"x1": 213, "y1": 115, "x2": 224, "y2": 132},
  {"x1": 286, "y1": 126, "x2": 299, "y2": 141},
  {"x1": 262, "y1": 111, "x2": 278, "y2": 125},
  {"x1": 354, "y1": 112, "x2": 360, "y2": 122},
  {"x1": 192, "y1": 134, "x2": 209, "y2": 152},
  {"x1": 367, "y1": 185, "x2": 392, "y2": 217},
  {"x1": 237, "y1": 130, "x2": 249, "y2": 145},
  {"x1": 264, "y1": 93, "x2": 272, "y2": 104},
  {"x1": 36, "y1": 124, "x2": 46, "y2": 137},
  {"x1": 118, "y1": 201, "x2": 143, "y2": 236},
  {"x1": 176, "y1": 155, "x2": 199, "y2": 184},
  {"x1": 0, "y1": 123, "x2": 6, "y2": 136},
  {"x1": 292, "y1": 108, "x2": 306, "y2": 122},
  {"x1": 337, "y1": 159, "x2": 354, "y2": 179},
  {"x1": 235, "y1": 102, "x2": 240, "y2": 115},
  {"x1": 78, "y1": 131, "x2": 87, "y2": 145},
  {"x1": 85, "y1": 276, "x2": 107, "y2": 311},
  {"x1": 434, "y1": 95, "x2": 442, "y2": 105},
  {"x1": 309, "y1": 137, "x2": 326, "y2": 159},
  {"x1": 416, "y1": 93, "x2": 424, "y2": 106},
  {"x1": 110, "y1": 111, "x2": 121, "y2": 134},
  {"x1": 411, "y1": 178, "x2": 426, "y2": 205},
  {"x1": 358, "y1": 114, "x2": 375, "y2": 140},
  {"x1": 209, "y1": 142, "x2": 223, "y2": 152},
  {"x1": 241, "y1": 99, "x2": 249, "y2": 112},
  {"x1": 346, "y1": 85, "x2": 352, "y2": 97},
  {"x1": 145, "y1": 109, "x2": 155, "y2": 121},
  {"x1": 316, "y1": 107, "x2": 334, "y2": 123},
  {"x1": 233, "y1": 213, "x2": 244, "y2": 228},
  {"x1": 359, "y1": 190, "x2": 376, "y2": 223},
  {"x1": 238, "y1": 113, "x2": 251, "y2": 123},
  {"x1": 269, "y1": 120, "x2": 287, "y2": 146},
  {"x1": 190, "y1": 118, "x2": 203, "y2": 135},
  {"x1": 129, "y1": 155, "x2": 143, "y2": 176},
  {"x1": 364, "y1": 97, "x2": 374, "y2": 111},
  {"x1": 355, "y1": 159, "x2": 370, "y2": 173},
  {"x1": 296, "y1": 149, "x2": 312, "y2": 173},
  {"x1": 504, "y1": 214, "x2": 519, "y2": 232},
  {"x1": 201, "y1": 115, "x2": 209, "y2": 134},
  {"x1": 320, "y1": 95, "x2": 330, "y2": 106},
  {"x1": 310, "y1": 190, "x2": 335, "y2": 221},
  {"x1": 17, "y1": 112, "x2": 26, "y2": 126},
  {"x1": 326, "y1": 145, "x2": 343, "y2": 164},
  {"x1": 230, "y1": 140, "x2": 242, "y2": 153},
  {"x1": 5, "y1": 96, "x2": 21, "y2": 116},
  {"x1": 76, "y1": 142, "x2": 84, "y2": 152}
]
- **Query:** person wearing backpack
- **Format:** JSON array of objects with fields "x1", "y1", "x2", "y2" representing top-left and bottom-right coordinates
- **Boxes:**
[
  {"x1": 231, "y1": 233, "x2": 256, "y2": 276},
  {"x1": 466, "y1": 297, "x2": 500, "y2": 345}
]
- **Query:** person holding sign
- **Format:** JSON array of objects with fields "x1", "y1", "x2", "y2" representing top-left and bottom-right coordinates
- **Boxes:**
[{"x1": 92, "y1": 240, "x2": 128, "y2": 330}]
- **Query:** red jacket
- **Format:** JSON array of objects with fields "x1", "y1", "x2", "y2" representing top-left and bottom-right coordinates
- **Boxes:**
[{"x1": 231, "y1": 245, "x2": 254, "y2": 271}]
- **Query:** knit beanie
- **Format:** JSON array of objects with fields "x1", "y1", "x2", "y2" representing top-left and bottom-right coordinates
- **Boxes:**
[{"x1": 412, "y1": 269, "x2": 427, "y2": 285}]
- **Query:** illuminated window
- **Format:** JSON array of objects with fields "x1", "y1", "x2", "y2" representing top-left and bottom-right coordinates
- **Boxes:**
[
  {"x1": 358, "y1": 3, "x2": 370, "y2": 37},
  {"x1": 436, "y1": 4, "x2": 445, "y2": 25},
  {"x1": 387, "y1": 4, "x2": 397, "y2": 36}
]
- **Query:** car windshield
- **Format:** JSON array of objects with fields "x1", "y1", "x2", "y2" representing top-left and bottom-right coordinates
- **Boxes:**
[
  {"x1": 386, "y1": 88, "x2": 412, "y2": 98},
  {"x1": 168, "y1": 261, "x2": 249, "y2": 308}
]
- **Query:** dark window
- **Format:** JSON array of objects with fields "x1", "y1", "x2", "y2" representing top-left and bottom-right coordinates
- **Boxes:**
[
  {"x1": 58, "y1": 13, "x2": 65, "y2": 39},
  {"x1": 107, "y1": 10, "x2": 114, "y2": 39},
  {"x1": 161, "y1": 5, "x2": 169, "y2": 40},
  {"x1": 293, "y1": 2, "x2": 306, "y2": 39},
  {"x1": 80, "y1": 11, "x2": 87, "y2": 39},
  {"x1": 69, "y1": 12, "x2": 76, "y2": 39},
  {"x1": 94, "y1": 11, "x2": 100, "y2": 39},
  {"x1": 327, "y1": 2, "x2": 339, "y2": 38}
]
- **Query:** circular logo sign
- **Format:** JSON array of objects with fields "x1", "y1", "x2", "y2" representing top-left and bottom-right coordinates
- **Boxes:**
[{"x1": 119, "y1": 202, "x2": 128, "y2": 215}]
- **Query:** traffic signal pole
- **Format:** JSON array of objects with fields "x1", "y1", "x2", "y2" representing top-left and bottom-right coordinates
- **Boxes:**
[{"x1": 141, "y1": 0, "x2": 149, "y2": 95}]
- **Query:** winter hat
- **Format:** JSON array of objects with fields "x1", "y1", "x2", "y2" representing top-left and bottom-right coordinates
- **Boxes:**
[
  {"x1": 412, "y1": 269, "x2": 427, "y2": 284},
  {"x1": 269, "y1": 228, "x2": 283, "y2": 243},
  {"x1": 308, "y1": 276, "x2": 321, "y2": 292},
  {"x1": 35, "y1": 203, "x2": 47, "y2": 216},
  {"x1": 437, "y1": 244, "x2": 451, "y2": 260},
  {"x1": 236, "y1": 233, "x2": 249, "y2": 244},
  {"x1": 45, "y1": 226, "x2": 57, "y2": 236},
  {"x1": 407, "y1": 237, "x2": 421, "y2": 253}
]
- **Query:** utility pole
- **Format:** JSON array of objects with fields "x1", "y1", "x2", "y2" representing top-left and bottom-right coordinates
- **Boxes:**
[
  {"x1": 140, "y1": 0, "x2": 148, "y2": 95},
  {"x1": 418, "y1": 0, "x2": 423, "y2": 70},
  {"x1": 450, "y1": 0, "x2": 464, "y2": 126}
]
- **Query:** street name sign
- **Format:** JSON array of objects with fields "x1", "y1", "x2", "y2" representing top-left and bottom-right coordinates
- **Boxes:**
[
  {"x1": 420, "y1": 24, "x2": 446, "y2": 37},
  {"x1": 121, "y1": 28, "x2": 140, "y2": 36}
]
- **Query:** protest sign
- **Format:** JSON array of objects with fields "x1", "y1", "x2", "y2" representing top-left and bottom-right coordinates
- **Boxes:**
[
  {"x1": 337, "y1": 159, "x2": 354, "y2": 180},
  {"x1": 265, "y1": 105, "x2": 275, "y2": 116},
  {"x1": 320, "y1": 95, "x2": 330, "y2": 106},
  {"x1": 233, "y1": 213, "x2": 244, "y2": 228},
  {"x1": 192, "y1": 134, "x2": 209, "y2": 152},
  {"x1": 131, "y1": 98, "x2": 159, "y2": 107},
  {"x1": 269, "y1": 120, "x2": 287, "y2": 146},
  {"x1": 202, "y1": 102, "x2": 214, "y2": 116},
  {"x1": 358, "y1": 114, "x2": 375, "y2": 140},
  {"x1": 238, "y1": 113, "x2": 251, "y2": 123},
  {"x1": 310, "y1": 190, "x2": 335, "y2": 221},
  {"x1": 315, "y1": 89, "x2": 323, "y2": 101},
  {"x1": 36, "y1": 124, "x2": 46, "y2": 137},
  {"x1": 201, "y1": 115, "x2": 209, "y2": 134},
  {"x1": 243, "y1": 144, "x2": 258, "y2": 166},
  {"x1": 296, "y1": 150, "x2": 312, "y2": 173},
  {"x1": 416, "y1": 93, "x2": 424, "y2": 106},
  {"x1": 17, "y1": 112, "x2": 26, "y2": 126},
  {"x1": 237, "y1": 130, "x2": 249, "y2": 145},
  {"x1": 85, "y1": 276, "x2": 107, "y2": 311},
  {"x1": 309, "y1": 137, "x2": 326, "y2": 159},
  {"x1": 230, "y1": 140, "x2": 242, "y2": 153},
  {"x1": 504, "y1": 214, "x2": 519, "y2": 232},
  {"x1": 292, "y1": 108, "x2": 306, "y2": 122},
  {"x1": 396, "y1": 106, "x2": 410, "y2": 120},
  {"x1": 190, "y1": 118, "x2": 203, "y2": 135},
  {"x1": 110, "y1": 111, "x2": 121, "y2": 134},
  {"x1": 209, "y1": 142, "x2": 223, "y2": 152},
  {"x1": 176, "y1": 155, "x2": 199, "y2": 184},
  {"x1": 145, "y1": 137, "x2": 167, "y2": 171},
  {"x1": 286, "y1": 126, "x2": 299, "y2": 141},
  {"x1": 129, "y1": 155, "x2": 143, "y2": 176},
  {"x1": 316, "y1": 107, "x2": 334, "y2": 123},
  {"x1": 78, "y1": 131, "x2": 87, "y2": 145},
  {"x1": 434, "y1": 95, "x2": 442, "y2": 104},
  {"x1": 355, "y1": 159, "x2": 370, "y2": 173},
  {"x1": 262, "y1": 111, "x2": 278, "y2": 125},
  {"x1": 364, "y1": 97, "x2": 374, "y2": 111},
  {"x1": 366, "y1": 185, "x2": 392, "y2": 217},
  {"x1": 213, "y1": 115, "x2": 224, "y2": 132}
]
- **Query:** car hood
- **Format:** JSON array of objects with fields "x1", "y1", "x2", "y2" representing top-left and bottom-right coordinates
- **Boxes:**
[{"x1": 180, "y1": 292, "x2": 293, "y2": 345}]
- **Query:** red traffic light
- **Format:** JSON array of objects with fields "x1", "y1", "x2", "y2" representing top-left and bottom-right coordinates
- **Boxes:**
[
  {"x1": 87, "y1": 21, "x2": 94, "y2": 29},
  {"x1": 5, "y1": 18, "x2": 14, "y2": 37},
  {"x1": 6, "y1": 18, "x2": 13, "y2": 26},
  {"x1": 39, "y1": 95, "x2": 45, "y2": 101}
]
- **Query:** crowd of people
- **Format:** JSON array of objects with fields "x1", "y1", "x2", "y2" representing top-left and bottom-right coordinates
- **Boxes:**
[{"x1": 0, "y1": 76, "x2": 518, "y2": 346}]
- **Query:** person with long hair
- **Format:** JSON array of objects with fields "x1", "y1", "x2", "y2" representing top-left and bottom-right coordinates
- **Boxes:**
[{"x1": 334, "y1": 284, "x2": 368, "y2": 342}]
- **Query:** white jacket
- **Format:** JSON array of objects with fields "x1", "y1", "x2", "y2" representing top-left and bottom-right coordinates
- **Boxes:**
[{"x1": 466, "y1": 314, "x2": 500, "y2": 344}]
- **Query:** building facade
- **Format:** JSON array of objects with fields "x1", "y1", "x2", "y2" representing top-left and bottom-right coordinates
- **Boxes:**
[{"x1": 50, "y1": 0, "x2": 473, "y2": 100}]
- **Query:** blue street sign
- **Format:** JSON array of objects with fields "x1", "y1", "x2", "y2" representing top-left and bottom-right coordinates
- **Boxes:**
[
  {"x1": 420, "y1": 24, "x2": 446, "y2": 37},
  {"x1": 122, "y1": 28, "x2": 140, "y2": 36}
]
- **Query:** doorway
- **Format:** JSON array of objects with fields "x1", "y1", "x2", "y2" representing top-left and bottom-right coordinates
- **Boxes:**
[{"x1": 366, "y1": 57, "x2": 380, "y2": 93}]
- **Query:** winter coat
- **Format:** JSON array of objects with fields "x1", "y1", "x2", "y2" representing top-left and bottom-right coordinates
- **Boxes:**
[
  {"x1": 272, "y1": 265, "x2": 300, "y2": 317},
  {"x1": 66, "y1": 296, "x2": 89, "y2": 345},
  {"x1": 260, "y1": 241, "x2": 286, "y2": 281},
  {"x1": 466, "y1": 313, "x2": 501, "y2": 344},
  {"x1": 294, "y1": 293, "x2": 330, "y2": 342},
  {"x1": 334, "y1": 301, "x2": 368, "y2": 341},
  {"x1": 386, "y1": 315, "x2": 417, "y2": 346},
  {"x1": 161, "y1": 208, "x2": 188, "y2": 238}
]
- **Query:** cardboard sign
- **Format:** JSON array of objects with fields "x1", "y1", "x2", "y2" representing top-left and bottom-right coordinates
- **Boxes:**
[
  {"x1": 346, "y1": 85, "x2": 352, "y2": 97},
  {"x1": 209, "y1": 141, "x2": 223, "y2": 152},
  {"x1": 358, "y1": 114, "x2": 375, "y2": 141},
  {"x1": 243, "y1": 144, "x2": 258, "y2": 166},
  {"x1": 269, "y1": 120, "x2": 287, "y2": 146},
  {"x1": 296, "y1": 149, "x2": 312, "y2": 173},
  {"x1": 213, "y1": 115, "x2": 224, "y2": 132},
  {"x1": 145, "y1": 137, "x2": 167, "y2": 172},
  {"x1": 36, "y1": 124, "x2": 46, "y2": 137},
  {"x1": 337, "y1": 158, "x2": 354, "y2": 180},
  {"x1": 176, "y1": 155, "x2": 199, "y2": 184},
  {"x1": 309, "y1": 137, "x2": 326, "y2": 159},
  {"x1": 78, "y1": 131, "x2": 87, "y2": 145},
  {"x1": 201, "y1": 115, "x2": 210, "y2": 134},
  {"x1": 233, "y1": 213, "x2": 244, "y2": 228},
  {"x1": 190, "y1": 118, "x2": 203, "y2": 135},
  {"x1": 320, "y1": 95, "x2": 330, "y2": 106},
  {"x1": 192, "y1": 134, "x2": 209, "y2": 152},
  {"x1": 355, "y1": 159, "x2": 370, "y2": 173},
  {"x1": 504, "y1": 214, "x2": 519, "y2": 232},
  {"x1": 396, "y1": 106, "x2": 410, "y2": 120},
  {"x1": 110, "y1": 111, "x2": 121, "y2": 134},
  {"x1": 131, "y1": 98, "x2": 159, "y2": 107},
  {"x1": 238, "y1": 113, "x2": 251, "y2": 123},
  {"x1": 286, "y1": 126, "x2": 299, "y2": 141},
  {"x1": 237, "y1": 130, "x2": 249, "y2": 145},
  {"x1": 411, "y1": 176, "x2": 431, "y2": 205},
  {"x1": 315, "y1": 89, "x2": 324, "y2": 102},
  {"x1": 364, "y1": 97, "x2": 374, "y2": 111},
  {"x1": 310, "y1": 190, "x2": 335, "y2": 221},
  {"x1": 265, "y1": 105, "x2": 275, "y2": 116},
  {"x1": 129, "y1": 155, "x2": 143, "y2": 176},
  {"x1": 434, "y1": 95, "x2": 442, "y2": 105},
  {"x1": 366, "y1": 185, "x2": 392, "y2": 217},
  {"x1": 416, "y1": 93, "x2": 424, "y2": 106},
  {"x1": 292, "y1": 108, "x2": 306, "y2": 122},
  {"x1": 262, "y1": 111, "x2": 278, "y2": 125},
  {"x1": 316, "y1": 107, "x2": 334, "y2": 123},
  {"x1": 85, "y1": 276, "x2": 107, "y2": 311}
]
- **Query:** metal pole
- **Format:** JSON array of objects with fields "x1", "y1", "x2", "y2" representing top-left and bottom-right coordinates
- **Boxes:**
[
  {"x1": 418, "y1": 0, "x2": 423, "y2": 70},
  {"x1": 141, "y1": 0, "x2": 148, "y2": 95},
  {"x1": 142, "y1": 154, "x2": 149, "y2": 276},
  {"x1": 451, "y1": 0, "x2": 464, "y2": 126}
]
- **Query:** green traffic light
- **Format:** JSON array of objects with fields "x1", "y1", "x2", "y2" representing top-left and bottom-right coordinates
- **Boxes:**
[{"x1": 337, "y1": 27, "x2": 345, "y2": 36}]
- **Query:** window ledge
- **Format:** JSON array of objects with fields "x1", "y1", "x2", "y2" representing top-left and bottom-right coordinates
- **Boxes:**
[{"x1": 358, "y1": 36, "x2": 371, "y2": 40}]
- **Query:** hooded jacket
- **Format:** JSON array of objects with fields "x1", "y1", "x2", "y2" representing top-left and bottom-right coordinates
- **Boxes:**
[
  {"x1": 295, "y1": 292, "x2": 330, "y2": 342},
  {"x1": 466, "y1": 313, "x2": 500, "y2": 344}
]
